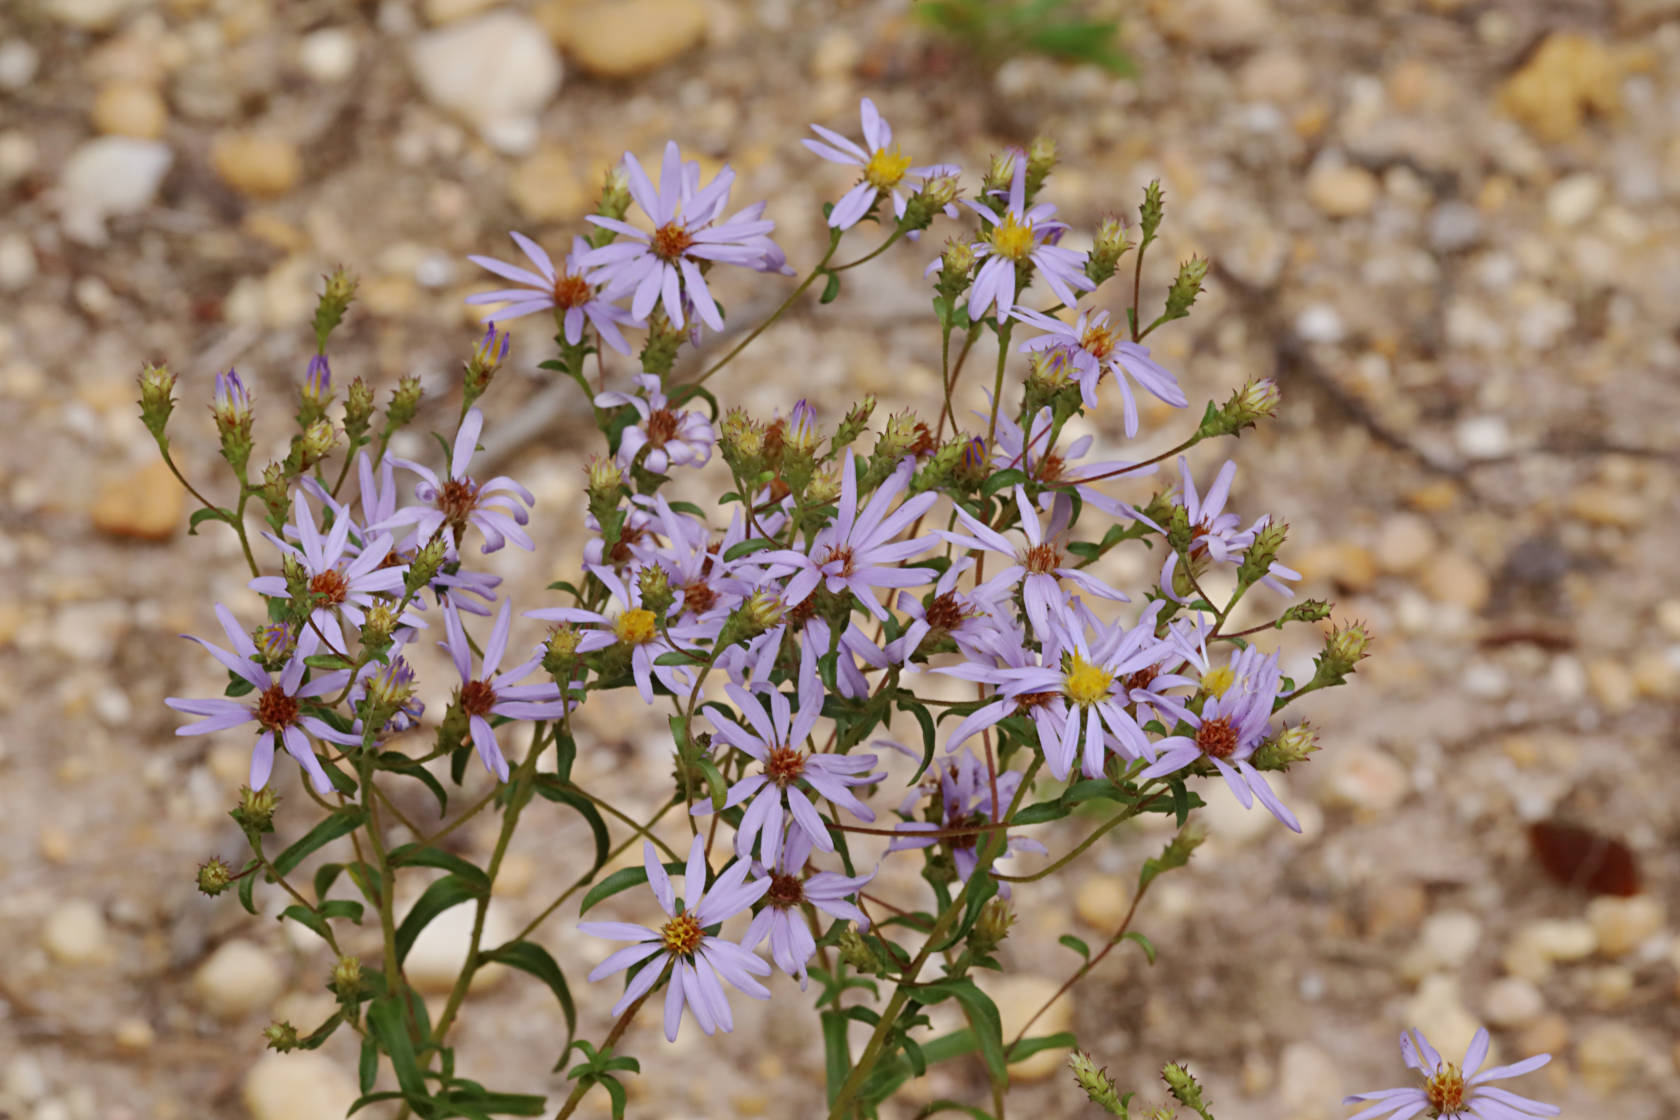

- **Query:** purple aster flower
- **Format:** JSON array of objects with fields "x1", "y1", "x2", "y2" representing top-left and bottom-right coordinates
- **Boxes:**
[
  {"x1": 759, "y1": 451, "x2": 939, "y2": 621},
  {"x1": 940, "y1": 484, "x2": 1128, "y2": 640},
  {"x1": 580, "y1": 141, "x2": 785, "y2": 332},
  {"x1": 985, "y1": 402, "x2": 1156, "y2": 520},
  {"x1": 525, "y1": 565, "x2": 709, "y2": 704},
  {"x1": 888, "y1": 750, "x2": 1046, "y2": 895},
  {"x1": 743, "y1": 826, "x2": 872, "y2": 988},
  {"x1": 165, "y1": 606, "x2": 357, "y2": 793},
  {"x1": 441, "y1": 599, "x2": 573, "y2": 782},
  {"x1": 379, "y1": 408, "x2": 535, "y2": 554},
  {"x1": 696, "y1": 649, "x2": 881, "y2": 867},
  {"x1": 963, "y1": 151, "x2": 1092, "y2": 322},
  {"x1": 211, "y1": 368, "x2": 253, "y2": 430},
  {"x1": 578, "y1": 836, "x2": 772, "y2": 1042},
  {"x1": 882, "y1": 556, "x2": 1008, "y2": 665},
  {"x1": 249, "y1": 490, "x2": 407, "y2": 654},
  {"x1": 595, "y1": 374, "x2": 714, "y2": 474},
  {"x1": 1344, "y1": 1028, "x2": 1557, "y2": 1120},
  {"x1": 1012, "y1": 307, "x2": 1189, "y2": 436},
  {"x1": 1135, "y1": 645, "x2": 1300, "y2": 832},
  {"x1": 1160, "y1": 457, "x2": 1300, "y2": 602},
  {"x1": 804, "y1": 97, "x2": 938, "y2": 231},
  {"x1": 303, "y1": 354, "x2": 331, "y2": 403},
  {"x1": 467, "y1": 232, "x2": 636, "y2": 354}
]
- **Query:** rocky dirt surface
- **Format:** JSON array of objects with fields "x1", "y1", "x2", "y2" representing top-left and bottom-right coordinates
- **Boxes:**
[{"x1": 2, "y1": 0, "x2": 1678, "y2": 1117}]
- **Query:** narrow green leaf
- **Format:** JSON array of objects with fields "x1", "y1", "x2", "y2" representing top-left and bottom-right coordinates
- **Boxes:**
[
  {"x1": 358, "y1": 1033, "x2": 378, "y2": 1092},
  {"x1": 386, "y1": 843, "x2": 491, "y2": 892},
  {"x1": 394, "y1": 874, "x2": 481, "y2": 965},
  {"x1": 821, "y1": 1011, "x2": 851, "y2": 1107},
  {"x1": 279, "y1": 903, "x2": 334, "y2": 942},
  {"x1": 914, "y1": 978, "x2": 1007, "y2": 1081},
  {"x1": 1007, "y1": 1030, "x2": 1077, "y2": 1062},
  {"x1": 819, "y1": 271, "x2": 842, "y2": 304},
  {"x1": 187, "y1": 506, "x2": 238, "y2": 535},
  {"x1": 578, "y1": 865, "x2": 648, "y2": 916},
  {"x1": 272, "y1": 808, "x2": 367, "y2": 876},
  {"x1": 366, "y1": 996, "x2": 425, "y2": 1096},
  {"x1": 480, "y1": 940, "x2": 577, "y2": 1054},
  {"x1": 1122, "y1": 930, "x2": 1156, "y2": 964},
  {"x1": 1058, "y1": 934, "x2": 1090, "y2": 960},
  {"x1": 531, "y1": 778, "x2": 610, "y2": 879}
]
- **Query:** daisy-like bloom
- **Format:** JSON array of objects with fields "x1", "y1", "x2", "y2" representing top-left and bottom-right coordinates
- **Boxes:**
[
  {"x1": 696, "y1": 650, "x2": 881, "y2": 867},
  {"x1": 1012, "y1": 307, "x2": 1189, "y2": 436},
  {"x1": 941, "y1": 485, "x2": 1128, "y2": 640},
  {"x1": 759, "y1": 451, "x2": 939, "y2": 621},
  {"x1": 882, "y1": 556, "x2": 1008, "y2": 665},
  {"x1": 467, "y1": 233, "x2": 635, "y2": 354},
  {"x1": 963, "y1": 151, "x2": 1092, "y2": 322},
  {"x1": 379, "y1": 408, "x2": 535, "y2": 554},
  {"x1": 579, "y1": 836, "x2": 772, "y2": 1042},
  {"x1": 986, "y1": 403, "x2": 1156, "y2": 521},
  {"x1": 1160, "y1": 457, "x2": 1300, "y2": 602},
  {"x1": 595, "y1": 373, "x2": 715, "y2": 475},
  {"x1": 441, "y1": 599, "x2": 573, "y2": 781},
  {"x1": 166, "y1": 606, "x2": 358, "y2": 793},
  {"x1": 526, "y1": 565, "x2": 709, "y2": 704},
  {"x1": 888, "y1": 750, "x2": 1046, "y2": 894},
  {"x1": 744, "y1": 826, "x2": 872, "y2": 988},
  {"x1": 249, "y1": 490, "x2": 407, "y2": 654},
  {"x1": 943, "y1": 600, "x2": 1169, "y2": 781},
  {"x1": 1135, "y1": 645, "x2": 1300, "y2": 832},
  {"x1": 1343, "y1": 1028, "x2": 1557, "y2": 1120},
  {"x1": 581, "y1": 141, "x2": 785, "y2": 332},
  {"x1": 804, "y1": 96, "x2": 936, "y2": 231}
]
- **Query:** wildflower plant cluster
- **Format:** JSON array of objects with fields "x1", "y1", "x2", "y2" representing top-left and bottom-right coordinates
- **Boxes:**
[{"x1": 138, "y1": 99, "x2": 1559, "y2": 1120}]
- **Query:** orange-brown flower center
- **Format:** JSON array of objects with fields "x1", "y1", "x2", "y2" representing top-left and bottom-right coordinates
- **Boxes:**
[
  {"x1": 1197, "y1": 716, "x2": 1239, "y2": 759},
  {"x1": 766, "y1": 872, "x2": 805, "y2": 909},
  {"x1": 255, "y1": 684, "x2": 299, "y2": 731},
  {"x1": 552, "y1": 272, "x2": 592, "y2": 310},
  {"x1": 461, "y1": 678, "x2": 497, "y2": 718},
  {"x1": 764, "y1": 745, "x2": 806, "y2": 788},
  {"x1": 309, "y1": 569, "x2": 349, "y2": 606},
  {"x1": 1013, "y1": 689, "x2": 1057, "y2": 712},
  {"x1": 646, "y1": 409, "x2": 679, "y2": 446},
  {"x1": 819, "y1": 545, "x2": 856, "y2": 578},
  {"x1": 438, "y1": 478, "x2": 482, "y2": 533},
  {"x1": 1022, "y1": 541, "x2": 1063, "y2": 575},
  {"x1": 1081, "y1": 321, "x2": 1116, "y2": 360},
  {"x1": 1124, "y1": 664, "x2": 1161, "y2": 693},
  {"x1": 948, "y1": 811, "x2": 986, "y2": 851},
  {"x1": 651, "y1": 223, "x2": 695, "y2": 261},
  {"x1": 1425, "y1": 1065, "x2": 1466, "y2": 1114},
  {"x1": 681, "y1": 581, "x2": 718, "y2": 617},
  {"x1": 923, "y1": 592, "x2": 967, "y2": 633}
]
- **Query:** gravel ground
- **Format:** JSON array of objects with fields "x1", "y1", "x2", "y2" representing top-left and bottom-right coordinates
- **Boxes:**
[{"x1": 2, "y1": 0, "x2": 1678, "y2": 1117}]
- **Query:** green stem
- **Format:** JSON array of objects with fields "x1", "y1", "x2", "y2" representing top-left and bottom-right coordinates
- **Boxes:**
[
  {"x1": 831, "y1": 227, "x2": 905, "y2": 272},
  {"x1": 992, "y1": 790, "x2": 1165, "y2": 884},
  {"x1": 986, "y1": 321, "x2": 1013, "y2": 445},
  {"x1": 691, "y1": 234, "x2": 842, "y2": 388},
  {"x1": 551, "y1": 983, "x2": 656, "y2": 1120},
  {"x1": 512, "y1": 800, "x2": 677, "y2": 944},
  {"x1": 359, "y1": 757, "x2": 407, "y2": 1032}
]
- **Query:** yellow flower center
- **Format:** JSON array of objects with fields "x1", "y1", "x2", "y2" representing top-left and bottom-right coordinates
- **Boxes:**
[
  {"x1": 1081, "y1": 320, "x2": 1117, "y2": 360},
  {"x1": 1063, "y1": 652, "x2": 1114, "y2": 707},
  {"x1": 1425, "y1": 1064, "x2": 1466, "y2": 1115},
  {"x1": 863, "y1": 146, "x2": 912, "y2": 190},
  {"x1": 1200, "y1": 666, "x2": 1235, "y2": 699},
  {"x1": 988, "y1": 213, "x2": 1036, "y2": 262},
  {"x1": 659, "y1": 912, "x2": 703, "y2": 956},
  {"x1": 615, "y1": 608, "x2": 658, "y2": 646}
]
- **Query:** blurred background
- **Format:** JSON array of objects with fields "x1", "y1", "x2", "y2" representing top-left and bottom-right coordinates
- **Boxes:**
[{"x1": 1, "y1": 0, "x2": 1677, "y2": 1116}]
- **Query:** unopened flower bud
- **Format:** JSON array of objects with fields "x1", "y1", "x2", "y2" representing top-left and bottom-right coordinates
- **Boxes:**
[
  {"x1": 344, "y1": 376, "x2": 375, "y2": 442},
  {"x1": 385, "y1": 373, "x2": 423, "y2": 432},
  {"x1": 299, "y1": 354, "x2": 333, "y2": 427},
  {"x1": 785, "y1": 399, "x2": 821, "y2": 455},
  {"x1": 953, "y1": 435, "x2": 989, "y2": 487},
  {"x1": 296, "y1": 417, "x2": 339, "y2": 469},
  {"x1": 1139, "y1": 179, "x2": 1166, "y2": 245},
  {"x1": 196, "y1": 856, "x2": 234, "y2": 896},
  {"x1": 1237, "y1": 519, "x2": 1289, "y2": 587},
  {"x1": 138, "y1": 362, "x2": 176, "y2": 444},
  {"x1": 1086, "y1": 214, "x2": 1133, "y2": 284},
  {"x1": 637, "y1": 565, "x2": 674, "y2": 620},
  {"x1": 806, "y1": 461, "x2": 842, "y2": 506},
  {"x1": 837, "y1": 927, "x2": 887, "y2": 976},
  {"x1": 969, "y1": 897, "x2": 1015, "y2": 957},
  {"x1": 834, "y1": 396, "x2": 875, "y2": 450},
  {"x1": 1279, "y1": 598, "x2": 1333, "y2": 625},
  {"x1": 253, "y1": 621, "x2": 294, "y2": 667},
  {"x1": 283, "y1": 553, "x2": 312, "y2": 603},
  {"x1": 1324, "y1": 622, "x2": 1372, "y2": 671},
  {"x1": 312, "y1": 267, "x2": 358, "y2": 349},
  {"x1": 1025, "y1": 134, "x2": 1057, "y2": 198},
  {"x1": 980, "y1": 149, "x2": 1019, "y2": 201},
  {"x1": 232, "y1": 785, "x2": 279, "y2": 833},
  {"x1": 637, "y1": 309, "x2": 684, "y2": 377},
  {"x1": 257, "y1": 461, "x2": 290, "y2": 528},
  {"x1": 597, "y1": 166, "x2": 632, "y2": 226},
  {"x1": 463, "y1": 324, "x2": 510, "y2": 409},
  {"x1": 359, "y1": 602, "x2": 398, "y2": 650},
  {"x1": 1251, "y1": 723, "x2": 1319, "y2": 771},
  {"x1": 718, "y1": 409, "x2": 765, "y2": 474},
  {"x1": 262, "y1": 1020, "x2": 301, "y2": 1052},
  {"x1": 875, "y1": 410, "x2": 922, "y2": 465},
  {"x1": 362, "y1": 655, "x2": 416, "y2": 716},
  {"x1": 1198, "y1": 377, "x2": 1280, "y2": 439},
  {"x1": 1160, "y1": 255, "x2": 1208, "y2": 324},
  {"x1": 1069, "y1": 1051, "x2": 1127, "y2": 1114},
  {"x1": 1161, "y1": 1063, "x2": 1208, "y2": 1115},
  {"x1": 542, "y1": 624, "x2": 582, "y2": 678},
  {"x1": 406, "y1": 536, "x2": 448, "y2": 593},
  {"x1": 331, "y1": 955, "x2": 364, "y2": 1000},
  {"x1": 936, "y1": 237, "x2": 976, "y2": 300},
  {"x1": 212, "y1": 369, "x2": 254, "y2": 474}
]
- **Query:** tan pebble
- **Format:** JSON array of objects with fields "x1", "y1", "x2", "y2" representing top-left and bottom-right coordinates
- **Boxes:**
[
  {"x1": 558, "y1": 0, "x2": 707, "y2": 78},
  {"x1": 808, "y1": 29, "x2": 858, "y2": 80},
  {"x1": 1577, "y1": 1021, "x2": 1644, "y2": 1093},
  {"x1": 1362, "y1": 880, "x2": 1427, "y2": 939},
  {"x1": 1405, "y1": 480, "x2": 1459, "y2": 513},
  {"x1": 1514, "y1": 918, "x2": 1597, "y2": 964},
  {"x1": 1419, "y1": 551, "x2": 1489, "y2": 611},
  {"x1": 1279, "y1": 1041, "x2": 1341, "y2": 1116},
  {"x1": 1073, "y1": 877, "x2": 1130, "y2": 929},
  {"x1": 1404, "y1": 975, "x2": 1485, "y2": 1062},
  {"x1": 362, "y1": 275, "x2": 415, "y2": 316},
  {"x1": 1374, "y1": 514, "x2": 1436, "y2": 575},
  {"x1": 1306, "y1": 162, "x2": 1380, "y2": 218},
  {"x1": 423, "y1": 0, "x2": 498, "y2": 22},
  {"x1": 1482, "y1": 976, "x2": 1543, "y2": 1028},
  {"x1": 1292, "y1": 541, "x2": 1378, "y2": 592},
  {"x1": 1240, "y1": 1050, "x2": 1274, "y2": 1096},
  {"x1": 242, "y1": 1053, "x2": 358, "y2": 1120},
  {"x1": 1655, "y1": 599, "x2": 1680, "y2": 639},
  {"x1": 91, "y1": 81, "x2": 167, "y2": 139},
  {"x1": 1587, "y1": 895, "x2": 1664, "y2": 958},
  {"x1": 210, "y1": 132, "x2": 302, "y2": 199},
  {"x1": 1586, "y1": 964, "x2": 1634, "y2": 1008},
  {"x1": 730, "y1": 1093, "x2": 769, "y2": 1117},
  {"x1": 114, "y1": 1017, "x2": 155, "y2": 1051},
  {"x1": 90, "y1": 459, "x2": 184, "y2": 541},
  {"x1": 1497, "y1": 33, "x2": 1622, "y2": 143},
  {"x1": 41, "y1": 899, "x2": 110, "y2": 964},
  {"x1": 38, "y1": 824, "x2": 72, "y2": 865},
  {"x1": 193, "y1": 939, "x2": 284, "y2": 1020},
  {"x1": 1584, "y1": 658, "x2": 1637, "y2": 713},
  {"x1": 404, "y1": 900, "x2": 511, "y2": 995},
  {"x1": 1631, "y1": 649, "x2": 1680, "y2": 698},
  {"x1": 982, "y1": 975, "x2": 1072, "y2": 1082},
  {"x1": 508, "y1": 147, "x2": 589, "y2": 222},
  {"x1": 1318, "y1": 743, "x2": 1409, "y2": 814},
  {"x1": 492, "y1": 853, "x2": 535, "y2": 899},
  {"x1": 1566, "y1": 483, "x2": 1645, "y2": 527},
  {"x1": 1518, "y1": 1012, "x2": 1569, "y2": 1057}
]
